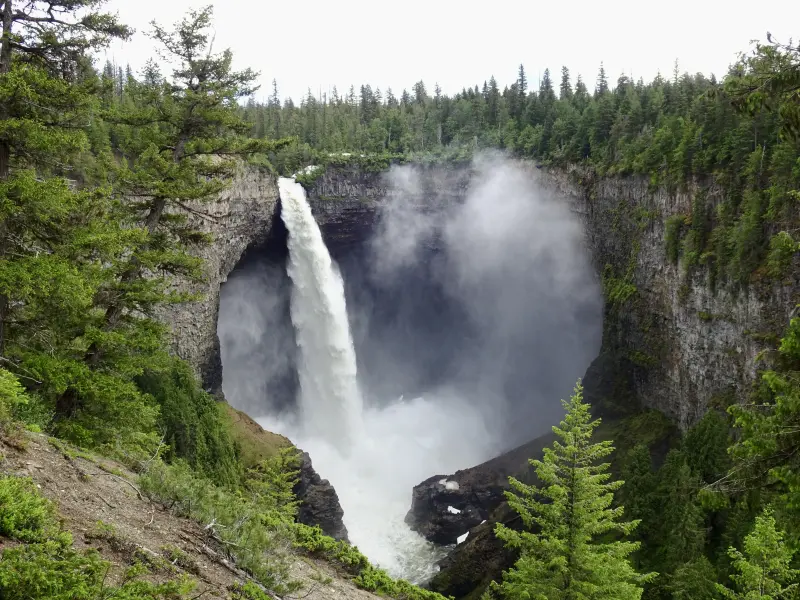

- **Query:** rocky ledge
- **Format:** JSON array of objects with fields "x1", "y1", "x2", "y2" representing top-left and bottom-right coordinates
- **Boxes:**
[
  {"x1": 295, "y1": 452, "x2": 349, "y2": 541},
  {"x1": 405, "y1": 430, "x2": 556, "y2": 546}
]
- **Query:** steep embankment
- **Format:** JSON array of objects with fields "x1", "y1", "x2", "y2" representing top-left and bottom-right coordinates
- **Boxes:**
[{"x1": 0, "y1": 430, "x2": 378, "y2": 600}]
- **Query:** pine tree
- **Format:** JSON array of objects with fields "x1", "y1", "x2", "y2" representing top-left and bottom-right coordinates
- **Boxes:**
[
  {"x1": 0, "y1": 0, "x2": 163, "y2": 455},
  {"x1": 54, "y1": 5, "x2": 287, "y2": 419},
  {"x1": 492, "y1": 382, "x2": 656, "y2": 600},
  {"x1": 716, "y1": 507, "x2": 798, "y2": 599},
  {"x1": 517, "y1": 64, "x2": 528, "y2": 95},
  {"x1": 596, "y1": 62, "x2": 609, "y2": 96},
  {"x1": 559, "y1": 66, "x2": 573, "y2": 100}
]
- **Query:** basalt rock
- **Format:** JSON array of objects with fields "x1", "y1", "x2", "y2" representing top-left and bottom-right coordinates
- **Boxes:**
[
  {"x1": 294, "y1": 452, "x2": 349, "y2": 542},
  {"x1": 405, "y1": 430, "x2": 556, "y2": 546}
]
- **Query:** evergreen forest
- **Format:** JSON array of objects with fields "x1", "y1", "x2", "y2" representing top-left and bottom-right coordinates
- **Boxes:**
[{"x1": 0, "y1": 1, "x2": 800, "y2": 599}]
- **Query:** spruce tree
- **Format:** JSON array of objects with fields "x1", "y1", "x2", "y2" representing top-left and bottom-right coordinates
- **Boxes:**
[
  {"x1": 0, "y1": 1, "x2": 163, "y2": 454},
  {"x1": 716, "y1": 507, "x2": 798, "y2": 600},
  {"x1": 55, "y1": 5, "x2": 288, "y2": 416},
  {"x1": 492, "y1": 382, "x2": 656, "y2": 600}
]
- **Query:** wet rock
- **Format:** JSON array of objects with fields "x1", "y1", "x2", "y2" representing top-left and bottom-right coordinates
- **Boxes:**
[
  {"x1": 294, "y1": 452, "x2": 349, "y2": 542},
  {"x1": 405, "y1": 430, "x2": 556, "y2": 547},
  {"x1": 405, "y1": 475, "x2": 491, "y2": 545}
]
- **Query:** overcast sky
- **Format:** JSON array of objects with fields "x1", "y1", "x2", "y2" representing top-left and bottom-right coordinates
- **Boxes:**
[{"x1": 103, "y1": 0, "x2": 800, "y2": 103}]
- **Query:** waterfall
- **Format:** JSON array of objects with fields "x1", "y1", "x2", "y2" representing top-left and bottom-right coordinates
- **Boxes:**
[{"x1": 279, "y1": 177, "x2": 363, "y2": 450}]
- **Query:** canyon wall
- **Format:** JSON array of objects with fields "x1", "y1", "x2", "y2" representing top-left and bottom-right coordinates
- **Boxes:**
[
  {"x1": 156, "y1": 165, "x2": 280, "y2": 395},
  {"x1": 536, "y1": 165, "x2": 798, "y2": 429},
  {"x1": 164, "y1": 161, "x2": 798, "y2": 433}
]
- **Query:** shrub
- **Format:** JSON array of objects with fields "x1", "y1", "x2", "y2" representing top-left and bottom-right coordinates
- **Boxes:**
[
  {"x1": 293, "y1": 522, "x2": 448, "y2": 600},
  {"x1": 0, "y1": 368, "x2": 28, "y2": 427},
  {"x1": 139, "y1": 453, "x2": 301, "y2": 594},
  {"x1": 0, "y1": 474, "x2": 194, "y2": 599},
  {"x1": 766, "y1": 231, "x2": 798, "y2": 279},
  {"x1": 665, "y1": 215, "x2": 688, "y2": 264},
  {"x1": 136, "y1": 358, "x2": 241, "y2": 487},
  {"x1": 0, "y1": 476, "x2": 59, "y2": 542}
]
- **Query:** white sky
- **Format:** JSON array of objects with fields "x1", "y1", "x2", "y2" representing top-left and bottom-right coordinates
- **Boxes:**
[{"x1": 103, "y1": 0, "x2": 800, "y2": 103}]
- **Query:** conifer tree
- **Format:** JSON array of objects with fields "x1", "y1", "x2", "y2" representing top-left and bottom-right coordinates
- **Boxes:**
[
  {"x1": 716, "y1": 507, "x2": 798, "y2": 600},
  {"x1": 55, "y1": 5, "x2": 288, "y2": 416},
  {"x1": 492, "y1": 382, "x2": 656, "y2": 600},
  {"x1": 559, "y1": 66, "x2": 573, "y2": 100},
  {"x1": 0, "y1": 1, "x2": 162, "y2": 453},
  {"x1": 596, "y1": 62, "x2": 609, "y2": 96}
]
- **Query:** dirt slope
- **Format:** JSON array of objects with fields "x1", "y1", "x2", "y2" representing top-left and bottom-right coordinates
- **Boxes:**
[{"x1": 0, "y1": 432, "x2": 377, "y2": 600}]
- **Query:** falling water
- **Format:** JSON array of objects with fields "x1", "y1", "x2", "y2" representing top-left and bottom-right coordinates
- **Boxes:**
[
  {"x1": 279, "y1": 177, "x2": 363, "y2": 449},
  {"x1": 276, "y1": 176, "x2": 460, "y2": 581}
]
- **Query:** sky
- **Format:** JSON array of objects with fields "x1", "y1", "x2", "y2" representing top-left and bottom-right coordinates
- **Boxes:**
[{"x1": 103, "y1": 0, "x2": 800, "y2": 103}]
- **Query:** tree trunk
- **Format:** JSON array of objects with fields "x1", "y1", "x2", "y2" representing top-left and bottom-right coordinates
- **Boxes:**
[{"x1": 0, "y1": 0, "x2": 13, "y2": 355}]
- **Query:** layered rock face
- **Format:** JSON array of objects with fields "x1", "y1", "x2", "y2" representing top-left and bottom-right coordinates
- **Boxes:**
[
  {"x1": 295, "y1": 452, "x2": 349, "y2": 541},
  {"x1": 156, "y1": 165, "x2": 280, "y2": 395},
  {"x1": 536, "y1": 166, "x2": 799, "y2": 429}
]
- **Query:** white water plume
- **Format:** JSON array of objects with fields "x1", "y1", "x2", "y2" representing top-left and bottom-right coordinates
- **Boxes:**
[
  {"x1": 278, "y1": 177, "x2": 363, "y2": 449},
  {"x1": 221, "y1": 160, "x2": 601, "y2": 582},
  {"x1": 271, "y1": 177, "x2": 494, "y2": 581}
]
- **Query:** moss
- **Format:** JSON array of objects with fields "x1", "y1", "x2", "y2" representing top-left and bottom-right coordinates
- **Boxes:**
[
  {"x1": 222, "y1": 404, "x2": 291, "y2": 469},
  {"x1": 698, "y1": 311, "x2": 714, "y2": 322}
]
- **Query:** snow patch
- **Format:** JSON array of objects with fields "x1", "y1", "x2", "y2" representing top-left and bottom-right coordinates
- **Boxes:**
[
  {"x1": 438, "y1": 479, "x2": 447, "y2": 485},
  {"x1": 457, "y1": 531, "x2": 469, "y2": 544},
  {"x1": 447, "y1": 506, "x2": 461, "y2": 515},
  {"x1": 445, "y1": 481, "x2": 460, "y2": 491}
]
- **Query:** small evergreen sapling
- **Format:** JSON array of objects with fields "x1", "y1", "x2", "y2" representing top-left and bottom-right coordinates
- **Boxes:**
[{"x1": 716, "y1": 507, "x2": 798, "y2": 600}]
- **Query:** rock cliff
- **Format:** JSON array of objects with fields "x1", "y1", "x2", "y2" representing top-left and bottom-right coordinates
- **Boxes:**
[
  {"x1": 157, "y1": 165, "x2": 280, "y2": 395},
  {"x1": 535, "y1": 165, "x2": 799, "y2": 429}
]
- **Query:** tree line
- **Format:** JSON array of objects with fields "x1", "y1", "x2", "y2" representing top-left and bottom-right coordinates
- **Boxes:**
[{"x1": 1, "y1": 0, "x2": 800, "y2": 599}]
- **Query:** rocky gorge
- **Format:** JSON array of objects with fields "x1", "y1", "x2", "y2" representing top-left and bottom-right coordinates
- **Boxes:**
[{"x1": 160, "y1": 158, "x2": 798, "y2": 597}]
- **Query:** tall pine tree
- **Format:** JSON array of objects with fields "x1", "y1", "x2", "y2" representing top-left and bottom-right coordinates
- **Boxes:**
[{"x1": 492, "y1": 382, "x2": 656, "y2": 600}]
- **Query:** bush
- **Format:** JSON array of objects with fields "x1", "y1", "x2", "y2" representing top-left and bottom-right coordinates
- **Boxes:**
[
  {"x1": 0, "y1": 474, "x2": 194, "y2": 599},
  {"x1": 0, "y1": 476, "x2": 60, "y2": 542},
  {"x1": 766, "y1": 231, "x2": 798, "y2": 279},
  {"x1": 665, "y1": 215, "x2": 688, "y2": 264},
  {"x1": 139, "y1": 452, "x2": 301, "y2": 595},
  {"x1": 0, "y1": 368, "x2": 28, "y2": 426},
  {"x1": 136, "y1": 358, "x2": 241, "y2": 487},
  {"x1": 293, "y1": 523, "x2": 449, "y2": 600}
]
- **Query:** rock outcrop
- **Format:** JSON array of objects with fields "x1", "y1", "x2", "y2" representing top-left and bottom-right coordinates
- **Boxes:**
[
  {"x1": 295, "y1": 452, "x2": 349, "y2": 541},
  {"x1": 156, "y1": 165, "x2": 280, "y2": 395},
  {"x1": 535, "y1": 166, "x2": 799, "y2": 429},
  {"x1": 405, "y1": 430, "x2": 556, "y2": 546}
]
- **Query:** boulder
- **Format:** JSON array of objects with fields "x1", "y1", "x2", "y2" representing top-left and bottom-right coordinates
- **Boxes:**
[
  {"x1": 405, "y1": 431, "x2": 555, "y2": 546},
  {"x1": 294, "y1": 451, "x2": 349, "y2": 542}
]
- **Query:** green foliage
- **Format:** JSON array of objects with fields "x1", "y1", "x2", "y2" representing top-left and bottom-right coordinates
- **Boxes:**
[
  {"x1": 766, "y1": 231, "x2": 798, "y2": 278},
  {"x1": 669, "y1": 557, "x2": 720, "y2": 600},
  {"x1": 139, "y1": 452, "x2": 301, "y2": 594},
  {"x1": 0, "y1": 367, "x2": 27, "y2": 425},
  {"x1": 492, "y1": 381, "x2": 656, "y2": 599},
  {"x1": 136, "y1": 357, "x2": 240, "y2": 486},
  {"x1": 0, "y1": 475, "x2": 60, "y2": 542},
  {"x1": 682, "y1": 410, "x2": 731, "y2": 483},
  {"x1": 729, "y1": 314, "x2": 800, "y2": 515},
  {"x1": 603, "y1": 264, "x2": 638, "y2": 307},
  {"x1": 0, "y1": 472, "x2": 194, "y2": 599},
  {"x1": 243, "y1": 39, "x2": 800, "y2": 287},
  {"x1": 665, "y1": 215, "x2": 689, "y2": 265},
  {"x1": 293, "y1": 523, "x2": 447, "y2": 600},
  {"x1": 715, "y1": 507, "x2": 798, "y2": 599}
]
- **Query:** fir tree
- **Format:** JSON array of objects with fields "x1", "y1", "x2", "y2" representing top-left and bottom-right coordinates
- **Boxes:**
[
  {"x1": 54, "y1": 5, "x2": 287, "y2": 419},
  {"x1": 492, "y1": 382, "x2": 656, "y2": 600},
  {"x1": 716, "y1": 507, "x2": 798, "y2": 600},
  {"x1": 560, "y1": 66, "x2": 573, "y2": 100},
  {"x1": 596, "y1": 62, "x2": 609, "y2": 96}
]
